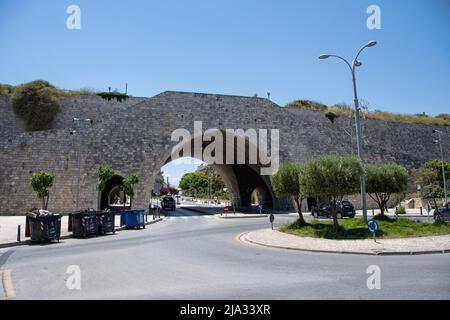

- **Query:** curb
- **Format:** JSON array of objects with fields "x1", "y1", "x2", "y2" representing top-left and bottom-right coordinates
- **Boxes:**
[
  {"x1": 218, "y1": 214, "x2": 268, "y2": 219},
  {"x1": 180, "y1": 206, "x2": 269, "y2": 219},
  {"x1": 238, "y1": 231, "x2": 450, "y2": 256},
  {"x1": 0, "y1": 218, "x2": 164, "y2": 249},
  {"x1": 179, "y1": 206, "x2": 219, "y2": 215}
]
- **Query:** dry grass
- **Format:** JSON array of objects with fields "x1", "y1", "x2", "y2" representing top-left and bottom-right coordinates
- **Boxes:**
[{"x1": 290, "y1": 101, "x2": 450, "y2": 127}]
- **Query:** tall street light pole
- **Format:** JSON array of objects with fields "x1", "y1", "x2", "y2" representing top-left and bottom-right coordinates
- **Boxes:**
[
  {"x1": 319, "y1": 40, "x2": 377, "y2": 223},
  {"x1": 433, "y1": 129, "x2": 448, "y2": 204},
  {"x1": 73, "y1": 117, "x2": 93, "y2": 211}
]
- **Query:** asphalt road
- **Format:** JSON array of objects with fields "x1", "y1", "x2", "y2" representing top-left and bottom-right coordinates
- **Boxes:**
[{"x1": 0, "y1": 208, "x2": 449, "y2": 300}]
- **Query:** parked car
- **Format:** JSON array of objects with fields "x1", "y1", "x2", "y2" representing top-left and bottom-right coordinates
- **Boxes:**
[
  {"x1": 312, "y1": 200, "x2": 356, "y2": 219},
  {"x1": 161, "y1": 195, "x2": 176, "y2": 210},
  {"x1": 434, "y1": 202, "x2": 450, "y2": 222}
]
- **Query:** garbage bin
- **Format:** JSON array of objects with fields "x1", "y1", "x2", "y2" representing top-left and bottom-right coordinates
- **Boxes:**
[
  {"x1": 120, "y1": 209, "x2": 145, "y2": 229},
  {"x1": 98, "y1": 210, "x2": 116, "y2": 235},
  {"x1": 68, "y1": 210, "x2": 99, "y2": 238},
  {"x1": 26, "y1": 211, "x2": 62, "y2": 244}
]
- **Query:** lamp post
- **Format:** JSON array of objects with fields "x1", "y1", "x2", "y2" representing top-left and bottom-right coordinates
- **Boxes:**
[
  {"x1": 72, "y1": 117, "x2": 93, "y2": 211},
  {"x1": 319, "y1": 40, "x2": 377, "y2": 223},
  {"x1": 433, "y1": 129, "x2": 448, "y2": 204}
]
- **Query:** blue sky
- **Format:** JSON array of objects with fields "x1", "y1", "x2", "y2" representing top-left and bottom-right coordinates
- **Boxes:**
[{"x1": 1, "y1": 0, "x2": 449, "y2": 186}]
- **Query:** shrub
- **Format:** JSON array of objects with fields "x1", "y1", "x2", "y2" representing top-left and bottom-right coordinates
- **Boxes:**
[
  {"x1": 12, "y1": 80, "x2": 61, "y2": 131},
  {"x1": 0, "y1": 84, "x2": 16, "y2": 95},
  {"x1": 395, "y1": 205, "x2": 406, "y2": 215},
  {"x1": 325, "y1": 111, "x2": 338, "y2": 123},
  {"x1": 97, "y1": 91, "x2": 128, "y2": 102},
  {"x1": 285, "y1": 100, "x2": 328, "y2": 111}
]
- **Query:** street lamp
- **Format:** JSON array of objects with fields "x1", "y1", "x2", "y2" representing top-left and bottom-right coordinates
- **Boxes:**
[
  {"x1": 319, "y1": 40, "x2": 377, "y2": 223},
  {"x1": 433, "y1": 129, "x2": 448, "y2": 204},
  {"x1": 72, "y1": 118, "x2": 93, "y2": 211}
]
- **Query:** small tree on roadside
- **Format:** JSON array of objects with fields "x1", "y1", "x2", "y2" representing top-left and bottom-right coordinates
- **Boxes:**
[
  {"x1": 300, "y1": 155, "x2": 362, "y2": 232},
  {"x1": 122, "y1": 174, "x2": 140, "y2": 208},
  {"x1": 413, "y1": 166, "x2": 442, "y2": 208},
  {"x1": 271, "y1": 163, "x2": 306, "y2": 225},
  {"x1": 365, "y1": 164, "x2": 408, "y2": 217},
  {"x1": 29, "y1": 172, "x2": 54, "y2": 210},
  {"x1": 96, "y1": 165, "x2": 115, "y2": 193}
]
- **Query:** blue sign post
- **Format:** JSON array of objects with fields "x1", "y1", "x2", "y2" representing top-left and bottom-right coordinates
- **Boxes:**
[{"x1": 368, "y1": 219, "x2": 379, "y2": 242}]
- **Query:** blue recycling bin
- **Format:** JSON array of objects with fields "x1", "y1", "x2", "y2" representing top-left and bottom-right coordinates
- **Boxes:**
[{"x1": 120, "y1": 209, "x2": 145, "y2": 229}]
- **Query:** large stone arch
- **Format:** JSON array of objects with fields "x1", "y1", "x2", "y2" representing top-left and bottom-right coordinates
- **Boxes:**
[{"x1": 143, "y1": 128, "x2": 278, "y2": 209}]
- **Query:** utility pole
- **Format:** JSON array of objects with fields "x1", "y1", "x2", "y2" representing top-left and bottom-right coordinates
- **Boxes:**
[
  {"x1": 72, "y1": 118, "x2": 93, "y2": 211},
  {"x1": 433, "y1": 129, "x2": 448, "y2": 203},
  {"x1": 319, "y1": 40, "x2": 377, "y2": 223}
]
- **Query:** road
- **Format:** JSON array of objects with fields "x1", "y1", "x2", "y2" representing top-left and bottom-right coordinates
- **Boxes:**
[{"x1": 0, "y1": 207, "x2": 449, "y2": 299}]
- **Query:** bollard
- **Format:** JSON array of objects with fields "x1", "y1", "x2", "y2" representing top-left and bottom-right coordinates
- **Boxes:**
[
  {"x1": 420, "y1": 207, "x2": 423, "y2": 216},
  {"x1": 372, "y1": 209, "x2": 375, "y2": 216},
  {"x1": 17, "y1": 225, "x2": 21, "y2": 242}
]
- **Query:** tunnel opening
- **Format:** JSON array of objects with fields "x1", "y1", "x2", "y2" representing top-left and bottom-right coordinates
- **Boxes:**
[{"x1": 100, "y1": 175, "x2": 131, "y2": 211}]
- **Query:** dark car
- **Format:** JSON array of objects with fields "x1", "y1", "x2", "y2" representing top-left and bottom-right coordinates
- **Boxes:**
[
  {"x1": 312, "y1": 200, "x2": 356, "y2": 219},
  {"x1": 161, "y1": 196, "x2": 176, "y2": 211},
  {"x1": 434, "y1": 202, "x2": 450, "y2": 222}
]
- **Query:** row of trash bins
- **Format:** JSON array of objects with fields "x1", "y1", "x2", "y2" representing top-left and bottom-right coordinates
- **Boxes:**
[{"x1": 25, "y1": 208, "x2": 146, "y2": 244}]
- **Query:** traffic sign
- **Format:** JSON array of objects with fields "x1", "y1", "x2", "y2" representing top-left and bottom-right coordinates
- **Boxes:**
[
  {"x1": 368, "y1": 219, "x2": 379, "y2": 234},
  {"x1": 368, "y1": 219, "x2": 379, "y2": 242}
]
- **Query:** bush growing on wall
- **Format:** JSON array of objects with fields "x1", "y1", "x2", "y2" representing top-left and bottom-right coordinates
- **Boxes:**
[{"x1": 12, "y1": 80, "x2": 61, "y2": 131}]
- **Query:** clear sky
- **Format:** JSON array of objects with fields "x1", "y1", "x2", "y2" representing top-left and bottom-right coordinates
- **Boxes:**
[
  {"x1": 1, "y1": 0, "x2": 449, "y2": 187},
  {"x1": 1, "y1": 0, "x2": 449, "y2": 115}
]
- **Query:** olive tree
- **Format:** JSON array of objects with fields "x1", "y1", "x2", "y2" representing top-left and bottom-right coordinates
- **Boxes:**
[
  {"x1": 413, "y1": 166, "x2": 441, "y2": 208},
  {"x1": 271, "y1": 163, "x2": 306, "y2": 224},
  {"x1": 29, "y1": 172, "x2": 54, "y2": 210},
  {"x1": 300, "y1": 155, "x2": 362, "y2": 231},
  {"x1": 365, "y1": 164, "x2": 408, "y2": 217}
]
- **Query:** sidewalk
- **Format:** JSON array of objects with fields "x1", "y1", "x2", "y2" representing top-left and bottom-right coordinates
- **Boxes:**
[
  {"x1": 0, "y1": 215, "x2": 163, "y2": 248},
  {"x1": 240, "y1": 229, "x2": 450, "y2": 255}
]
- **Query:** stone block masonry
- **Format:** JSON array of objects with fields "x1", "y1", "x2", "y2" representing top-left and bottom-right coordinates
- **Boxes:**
[{"x1": 0, "y1": 92, "x2": 448, "y2": 214}]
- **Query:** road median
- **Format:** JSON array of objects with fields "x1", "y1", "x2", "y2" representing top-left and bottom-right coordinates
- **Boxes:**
[{"x1": 239, "y1": 228, "x2": 450, "y2": 255}]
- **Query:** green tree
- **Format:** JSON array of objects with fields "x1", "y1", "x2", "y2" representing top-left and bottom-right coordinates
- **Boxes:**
[
  {"x1": 300, "y1": 155, "x2": 362, "y2": 231},
  {"x1": 365, "y1": 164, "x2": 408, "y2": 217},
  {"x1": 29, "y1": 172, "x2": 54, "y2": 210},
  {"x1": 179, "y1": 171, "x2": 209, "y2": 197},
  {"x1": 271, "y1": 163, "x2": 306, "y2": 224},
  {"x1": 423, "y1": 159, "x2": 450, "y2": 187},
  {"x1": 12, "y1": 80, "x2": 61, "y2": 131},
  {"x1": 123, "y1": 174, "x2": 140, "y2": 208},
  {"x1": 96, "y1": 165, "x2": 115, "y2": 192},
  {"x1": 413, "y1": 167, "x2": 442, "y2": 208},
  {"x1": 197, "y1": 164, "x2": 226, "y2": 195}
]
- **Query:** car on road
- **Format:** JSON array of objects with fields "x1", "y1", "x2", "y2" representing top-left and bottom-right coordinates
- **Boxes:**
[
  {"x1": 161, "y1": 196, "x2": 176, "y2": 211},
  {"x1": 434, "y1": 202, "x2": 450, "y2": 222},
  {"x1": 312, "y1": 200, "x2": 356, "y2": 219}
]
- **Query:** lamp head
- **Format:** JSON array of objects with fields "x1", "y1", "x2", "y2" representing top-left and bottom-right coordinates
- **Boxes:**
[
  {"x1": 367, "y1": 40, "x2": 377, "y2": 47},
  {"x1": 319, "y1": 54, "x2": 330, "y2": 59}
]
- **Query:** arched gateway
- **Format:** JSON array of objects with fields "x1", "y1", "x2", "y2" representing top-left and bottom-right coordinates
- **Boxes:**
[{"x1": 0, "y1": 91, "x2": 448, "y2": 214}]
